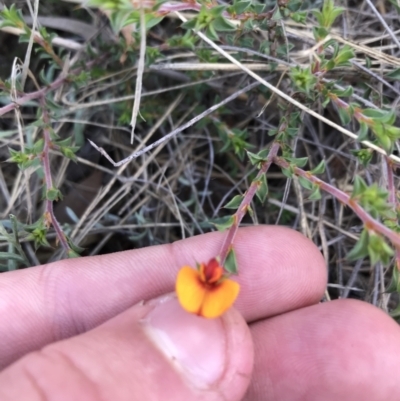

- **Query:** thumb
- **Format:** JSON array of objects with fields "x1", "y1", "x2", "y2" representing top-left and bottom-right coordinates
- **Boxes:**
[{"x1": 0, "y1": 295, "x2": 254, "y2": 401}]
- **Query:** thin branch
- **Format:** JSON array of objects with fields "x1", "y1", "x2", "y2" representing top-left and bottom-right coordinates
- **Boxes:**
[
  {"x1": 0, "y1": 56, "x2": 105, "y2": 117},
  {"x1": 273, "y1": 157, "x2": 400, "y2": 249},
  {"x1": 41, "y1": 100, "x2": 70, "y2": 252},
  {"x1": 219, "y1": 141, "x2": 281, "y2": 265},
  {"x1": 384, "y1": 157, "x2": 400, "y2": 271},
  {"x1": 0, "y1": 74, "x2": 67, "y2": 117}
]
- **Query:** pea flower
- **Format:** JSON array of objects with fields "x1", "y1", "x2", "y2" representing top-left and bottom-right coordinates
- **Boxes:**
[{"x1": 175, "y1": 258, "x2": 240, "y2": 318}]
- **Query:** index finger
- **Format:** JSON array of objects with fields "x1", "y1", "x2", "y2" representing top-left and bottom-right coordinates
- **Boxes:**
[{"x1": 0, "y1": 226, "x2": 326, "y2": 368}]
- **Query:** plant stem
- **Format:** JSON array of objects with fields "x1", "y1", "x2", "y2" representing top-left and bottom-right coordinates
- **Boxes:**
[
  {"x1": 384, "y1": 157, "x2": 400, "y2": 270},
  {"x1": 0, "y1": 56, "x2": 105, "y2": 117},
  {"x1": 273, "y1": 156, "x2": 400, "y2": 249},
  {"x1": 0, "y1": 74, "x2": 67, "y2": 117},
  {"x1": 219, "y1": 141, "x2": 281, "y2": 265},
  {"x1": 41, "y1": 100, "x2": 70, "y2": 252}
]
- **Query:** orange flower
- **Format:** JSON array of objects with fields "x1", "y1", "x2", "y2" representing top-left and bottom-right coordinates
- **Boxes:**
[{"x1": 175, "y1": 258, "x2": 240, "y2": 318}]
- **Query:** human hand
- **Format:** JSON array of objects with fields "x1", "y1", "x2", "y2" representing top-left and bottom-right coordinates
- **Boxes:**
[{"x1": 0, "y1": 226, "x2": 399, "y2": 400}]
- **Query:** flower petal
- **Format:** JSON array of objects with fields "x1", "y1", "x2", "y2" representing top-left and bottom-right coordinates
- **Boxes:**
[
  {"x1": 202, "y1": 259, "x2": 224, "y2": 283},
  {"x1": 200, "y1": 279, "x2": 240, "y2": 319},
  {"x1": 176, "y1": 266, "x2": 206, "y2": 314}
]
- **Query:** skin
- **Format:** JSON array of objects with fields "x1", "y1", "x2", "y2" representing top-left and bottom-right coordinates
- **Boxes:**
[{"x1": 0, "y1": 225, "x2": 399, "y2": 400}]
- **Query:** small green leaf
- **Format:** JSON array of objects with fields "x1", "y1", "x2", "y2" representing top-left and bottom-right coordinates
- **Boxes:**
[
  {"x1": 347, "y1": 229, "x2": 369, "y2": 261},
  {"x1": 338, "y1": 107, "x2": 351, "y2": 125},
  {"x1": 351, "y1": 149, "x2": 373, "y2": 167},
  {"x1": 313, "y1": 26, "x2": 329, "y2": 40},
  {"x1": 255, "y1": 174, "x2": 268, "y2": 203},
  {"x1": 212, "y1": 215, "x2": 235, "y2": 232},
  {"x1": 310, "y1": 160, "x2": 326, "y2": 175},
  {"x1": 351, "y1": 176, "x2": 368, "y2": 197},
  {"x1": 211, "y1": 16, "x2": 236, "y2": 32},
  {"x1": 247, "y1": 151, "x2": 265, "y2": 166},
  {"x1": 287, "y1": 0, "x2": 303, "y2": 12},
  {"x1": 363, "y1": 108, "x2": 396, "y2": 125},
  {"x1": 298, "y1": 176, "x2": 313, "y2": 190},
  {"x1": 331, "y1": 86, "x2": 353, "y2": 97},
  {"x1": 67, "y1": 250, "x2": 81, "y2": 258},
  {"x1": 281, "y1": 167, "x2": 294, "y2": 178},
  {"x1": 224, "y1": 195, "x2": 244, "y2": 209},
  {"x1": 333, "y1": 45, "x2": 354, "y2": 66},
  {"x1": 308, "y1": 185, "x2": 321, "y2": 200},
  {"x1": 358, "y1": 122, "x2": 369, "y2": 141},
  {"x1": 46, "y1": 188, "x2": 63, "y2": 202},
  {"x1": 229, "y1": 1, "x2": 251, "y2": 15},
  {"x1": 181, "y1": 18, "x2": 197, "y2": 30},
  {"x1": 290, "y1": 66, "x2": 317, "y2": 94},
  {"x1": 271, "y1": 7, "x2": 283, "y2": 21},
  {"x1": 291, "y1": 10, "x2": 307, "y2": 24},
  {"x1": 386, "y1": 68, "x2": 400, "y2": 81},
  {"x1": 368, "y1": 233, "x2": 394, "y2": 265},
  {"x1": 285, "y1": 157, "x2": 308, "y2": 168},
  {"x1": 66, "y1": 235, "x2": 85, "y2": 254},
  {"x1": 60, "y1": 146, "x2": 79, "y2": 161},
  {"x1": 224, "y1": 247, "x2": 238, "y2": 274},
  {"x1": 257, "y1": 148, "x2": 270, "y2": 159}
]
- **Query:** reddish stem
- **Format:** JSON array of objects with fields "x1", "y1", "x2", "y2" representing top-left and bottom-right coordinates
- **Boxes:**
[
  {"x1": 219, "y1": 141, "x2": 281, "y2": 265},
  {"x1": 41, "y1": 100, "x2": 70, "y2": 252},
  {"x1": 385, "y1": 157, "x2": 400, "y2": 270},
  {"x1": 0, "y1": 74, "x2": 67, "y2": 117},
  {"x1": 273, "y1": 157, "x2": 400, "y2": 249},
  {"x1": 0, "y1": 56, "x2": 105, "y2": 117}
]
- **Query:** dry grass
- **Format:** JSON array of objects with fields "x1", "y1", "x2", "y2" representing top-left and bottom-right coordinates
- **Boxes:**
[{"x1": 0, "y1": 0, "x2": 400, "y2": 314}]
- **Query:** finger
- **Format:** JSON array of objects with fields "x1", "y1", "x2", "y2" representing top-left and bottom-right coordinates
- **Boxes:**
[
  {"x1": 0, "y1": 226, "x2": 326, "y2": 368},
  {"x1": 0, "y1": 296, "x2": 253, "y2": 401},
  {"x1": 244, "y1": 299, "x2": 400, "y2": 401}
]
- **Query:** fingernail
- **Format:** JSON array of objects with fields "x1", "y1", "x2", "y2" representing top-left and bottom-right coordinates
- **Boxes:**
[{"x1": 142, "y1": 296, "x2": 227, "y2": 389}]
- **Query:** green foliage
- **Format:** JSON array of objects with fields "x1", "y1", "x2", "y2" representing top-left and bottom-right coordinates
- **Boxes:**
[
  {"x1": 224, "y1": 247, "x2": 238, "y2": 274},
  {"x1": 290, "y1": 66, "x2": 317, "y2": 95},
  {"x1": 168, "y1": 31, "x2": 198, "y2": 50},
  {"x1": 227, "y1": 1, "x2": 252, "y2": 16},
  {"x1": 386, "y1": 68, "x2": 400, "y2": 81},
  {"x1": 0, "y1": 216, "x2": 29, "y2": 269},
  {"x1": 25, "y1": 219, "x2": 51, "y2": 250},
  {"x1": 0, "y1": 4, "x2": 26, "y2": 29},
  {"x1": 2, "y1": 0, "x2": 400, "y2": 314},
  {"x1": 46, "y1": 187, "x2": 63, "y2": 202},
  {"x1": 224, "y1": 195, "x2": 244, "y2": 209},
  {"x1": 330, "y1": 44, "x2": 355, "y2": 68},
  {"x1": 348, "y1": 229, "x2": 394, "y2": 266},
  {"x1": 182, "y1": 5, "x2": 235, "y2": 41},
  {"x1": 351, "y1": 149, "x2": 373, "y2": 167},
  {"x1": 246, "y1": 149, "x2": 269, "y2": 167},
  {"x1": 351, "y1": 176, "x2": 392, "y2": 219},
  {"x1": 313, "y1": 0, "x2": 345, "y2": 31},
  {"x1": 310, "y1": 160, "x2": 326, "y2": 175},
  {"x1": 217, "y1": 125, "x2": 253, "y2": 161},
  {"x1": 211, "y1": 215, "x2": 235, "y2": 231},
  {"x1": 255, "y1": 174, "x2": 268, "y2": 204},
  {"x1": 291, "y1": 10, "x2": 308, "y2": 24},
  {"x1": 360, "y1": 109, "x2": 400, "y2": 154}
]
